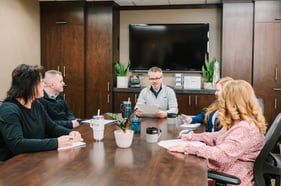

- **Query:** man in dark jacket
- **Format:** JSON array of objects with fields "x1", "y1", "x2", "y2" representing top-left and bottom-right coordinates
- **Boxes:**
[{"x1": 39, "y1": 70, "x2": 80, "y2": 129}]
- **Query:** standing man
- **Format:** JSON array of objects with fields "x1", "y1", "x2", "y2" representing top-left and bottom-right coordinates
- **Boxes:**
[
  {"x1": 135, "y1": 66, "x2": 178, "y2": 118},
  {"x1": 39, "y1": 70, "x2": 80, "y2": 129}
]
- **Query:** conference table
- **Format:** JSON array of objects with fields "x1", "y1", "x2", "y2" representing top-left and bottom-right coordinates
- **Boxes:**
[{"x1": 0, "y1": 117, "x2": 207, "y2": 186}]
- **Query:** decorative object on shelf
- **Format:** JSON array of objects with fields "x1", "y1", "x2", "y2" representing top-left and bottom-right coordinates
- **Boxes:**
[
  {"x1": 129, "y1": 75, "x2": 140, "y2": 88},
  {"x1": 114, "y1": 60, "x2": 131, "y2": 88},
  {"x1": 202, "y1": 54, "x2": 216, "y2": 89},
  {"x1": 212, "y1": 60, "x2": 220, "y2": 87},
  {"x1": 106, "y1": 108, "x2": 137, "y2": 148},
  {"x1": 174, "y1": 73, "x2": 184, "y2": 89}
]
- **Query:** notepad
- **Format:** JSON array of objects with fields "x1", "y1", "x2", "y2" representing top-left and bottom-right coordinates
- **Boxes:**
[
  {"x1": 58, "y1": 141, "x2": 86, "y2": 151},
  {"x1": 158, "y1": 139, "x2": 205, "y2": 149},
  {"x1": 179, "y1": 123, "x2": 201, "y2": 130},
  {"x1": 80, "y1": 119, "x2": 116, "y2": 125}
]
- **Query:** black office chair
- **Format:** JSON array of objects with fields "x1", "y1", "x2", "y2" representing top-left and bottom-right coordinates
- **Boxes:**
[{"x1": 208, "y1": 113, "x2": 281, "y2": 186}]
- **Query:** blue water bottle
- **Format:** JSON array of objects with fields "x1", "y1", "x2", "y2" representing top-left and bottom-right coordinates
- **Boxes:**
[{"x1": 124, "y1": 98, "x2": 131, "y2": 118}]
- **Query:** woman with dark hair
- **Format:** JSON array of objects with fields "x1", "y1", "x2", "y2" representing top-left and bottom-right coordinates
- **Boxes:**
[{"x1": 0, "y1": 64, "x2": 83, "y2": 161}]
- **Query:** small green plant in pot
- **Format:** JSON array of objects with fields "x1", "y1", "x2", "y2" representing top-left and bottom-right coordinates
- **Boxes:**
[
  {"x1": 202, "y1": 54, "x2": 216, "y2": 89},
  {"x1": 114, "y1": 60, "x2": 131, "y2": 88},
  {"x1": 106, "y1": 108, "x2": 137, "y2": 133},
  {"x1": 114, "y1": 60, "x2": 131, "y2": 76},
  {"x1": 106, "y1": 109, "x2": 137, "y2": 148}
]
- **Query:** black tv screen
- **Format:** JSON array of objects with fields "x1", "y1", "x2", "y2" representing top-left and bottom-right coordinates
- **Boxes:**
[{"x1": 129, "y1": 23, "x2": 209, "y2": 72}]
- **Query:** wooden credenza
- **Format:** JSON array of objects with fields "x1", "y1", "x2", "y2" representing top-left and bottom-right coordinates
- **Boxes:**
[{"x1": 113, "y1": 88, "x2": 215, "y2": 115}]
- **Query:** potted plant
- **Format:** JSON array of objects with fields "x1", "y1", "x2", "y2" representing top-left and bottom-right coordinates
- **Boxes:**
[
  {"x1": 106, "y1": 108, "x2": 137, "y2": 148},
  {"x1": 114, "y1": 60, "x2": 131, "y2": 88},
  {"x1": 202, "y1": 54, "x2": 216, "y2": 89}
]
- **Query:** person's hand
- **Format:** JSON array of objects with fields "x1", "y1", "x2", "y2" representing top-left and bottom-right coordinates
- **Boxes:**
[
  {"x1": 154, "y1": 111, "x2": 167, "y2": 118},
  {"x1": 168, "y1": 144, "x2": 186, "y2": 153},
  {"x1": 136, "y1": 109, "x2": 144, "y2": 117},
  {"x1": 72, "y1": 120, "x2": 80, "y2": 128},
  {"x1": 181, "y1": 114, "x2": 192, "y2": 124},
  {"x1": 58, "y1": 135, "x2": 74, "y2": 148},
  {"x1": 69, "y1": 131, "x2": 83, "y2": 142},
  {"x1": 178, "y1": 129, "x2": 193, "y2": 141}
]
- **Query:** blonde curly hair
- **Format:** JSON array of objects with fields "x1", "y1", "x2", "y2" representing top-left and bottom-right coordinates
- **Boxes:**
[
  {"x1": 217, "y1": 80, "x2": 267, "y2": 134},
  {"x1": 203, "y1": 76, "x2": 233, "y2": 125}
]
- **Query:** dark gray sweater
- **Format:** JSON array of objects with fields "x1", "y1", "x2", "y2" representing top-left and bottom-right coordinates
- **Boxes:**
[{"x1": 0, "y1": 100, "x2": 71, "y2": 161}]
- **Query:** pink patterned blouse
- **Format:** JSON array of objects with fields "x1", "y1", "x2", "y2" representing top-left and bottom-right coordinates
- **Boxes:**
[{"x1": 185, "y1": 120, "x2": 265, "y2": 186}]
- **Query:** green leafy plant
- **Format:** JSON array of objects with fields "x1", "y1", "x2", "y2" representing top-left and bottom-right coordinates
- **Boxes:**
[
  {"x1": 114, "y1": 60, "x2": 131, "y2": 76},
  {"x1": 106, "y1": 108, "x2": 137, "y2": 133},
  {"x1": 202, "y1": 54, "x2": 216, "y2": 83}
]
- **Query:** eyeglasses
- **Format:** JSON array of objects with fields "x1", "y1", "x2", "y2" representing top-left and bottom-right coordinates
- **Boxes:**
[{"x1": 149, "y1": 76, "x2": 162, "y2": 81}]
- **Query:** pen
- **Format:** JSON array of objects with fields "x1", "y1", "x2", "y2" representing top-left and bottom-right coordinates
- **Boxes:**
[{"x1": 177, "y1": 129, "x2": 192, "y2": 138}]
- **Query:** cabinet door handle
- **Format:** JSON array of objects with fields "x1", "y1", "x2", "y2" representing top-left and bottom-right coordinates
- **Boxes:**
[
  {"x1": 57, "y1": 65, "x2": 60, "y2": 72},
  {"x1": 273, "y1": 88, "x2": 281, "y2": 91},
  {"x1": 107, "y1": 82, "x2": 110, "y2": 92},
  {"x1": 195, "y1": 96, "x2": 198, "y2": 105},
  {"x1": 188, "y1": 96, "x2": 191, "y2": 105},
  {"x1": 274, "y1": 98, "x2": 277, "y2": 109},
  {"x1": 63, "y1": 66, "x2": 66, "y2": 77},
  {"x1": 107, "y1": 94, "x2": 110, "y2": 104},
  {"x1": 135, "y1": 94, "x2": 138, "y2": 103},
  {"x1": 56, "y1": 21, "x2": 67, "y2": 24},
  {"x1": 275, "y1": 65, "x2": 278, "y2": 81}
]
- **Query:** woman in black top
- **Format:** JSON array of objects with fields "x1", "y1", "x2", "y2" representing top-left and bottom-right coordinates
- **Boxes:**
[{"x1": 0, "y1": 64, "x2": 83, "y2": 161}]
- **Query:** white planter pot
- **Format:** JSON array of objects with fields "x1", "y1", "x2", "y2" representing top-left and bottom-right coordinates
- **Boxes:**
[
  {"x1": 117, "y1": 76, "x2": 129, "y2": 88},
  {"x1": 203, "y1": 82, "x2": 214, "y2": 89},
  {"x1": 114, "y1": 129, "x2": 134, "y2": 148}
]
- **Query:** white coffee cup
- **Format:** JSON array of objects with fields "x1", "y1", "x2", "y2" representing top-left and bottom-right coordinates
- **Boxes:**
[
  {"x1": 146, "y1": 127, "x2": 162, "y2": 143},
  {"x1": 90, "y1": 118, "x2": 104, "y2": 141}
]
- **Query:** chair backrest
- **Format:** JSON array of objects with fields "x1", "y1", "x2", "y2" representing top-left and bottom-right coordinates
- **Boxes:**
[
  {"x1": 254, "y1": 113, "x2": 281, "y2": 186},
  {"x1": 257, "y1": 97, "x2": 264, "y2": 114}
]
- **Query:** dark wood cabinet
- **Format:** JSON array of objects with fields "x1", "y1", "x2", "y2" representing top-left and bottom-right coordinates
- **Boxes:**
[
  {"x1": 177, "y1": 94, "x2": 215, "y2": 115},
  {"x1": 40, "y1": 2, "x2": 85, "y2": 118},
  {"x1": 253, "y1": 1, "x2": 281, "y2": 125},
  {"x1": 221, "y1": 2, "x2": 253, "y2": 83},
  {"x1": 85, "y1": 3, "x2": 119, "y2": 118},
  {"x1": 113, "y1": 90, "x2": 215, "y2": 116},
  {"x1": 40, "y1": 2, "x2": 119, "y2": 118},
  {"x1": 113, "y1": 92, "x2": 139, "y2": 113}
]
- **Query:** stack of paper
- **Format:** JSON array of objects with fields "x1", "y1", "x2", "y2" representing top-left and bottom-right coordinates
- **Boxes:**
[
  {"x1": 158, "y1": 139, "x2": 205, "y2": 149},
  {"x1": 58, "y1": 141, "x2": 86, "y2": 151},
  {"x1": 179, "y1": 123, "x2": 201, "y2": 130}
]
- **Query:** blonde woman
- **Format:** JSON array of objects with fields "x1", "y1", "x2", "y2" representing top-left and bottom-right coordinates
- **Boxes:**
[
  {"x1": 169, "y1": 80, "x2": 267, "y2": 185},
  {"x1": 181, "y1": 76, "x2": 233, "y2": 132}
]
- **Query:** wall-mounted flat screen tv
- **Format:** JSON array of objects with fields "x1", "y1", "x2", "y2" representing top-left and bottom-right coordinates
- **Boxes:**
[{"x1": 129, "y1": 23, "x2": 209, "y2": 72}]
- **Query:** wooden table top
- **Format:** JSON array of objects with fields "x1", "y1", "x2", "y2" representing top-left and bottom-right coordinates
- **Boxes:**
[{"x1": 0, "y1": 118, "x2": 207, "y2": 186}]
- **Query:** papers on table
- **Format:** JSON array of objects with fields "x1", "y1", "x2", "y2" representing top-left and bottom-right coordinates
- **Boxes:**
[
  {"x1": 80, "y1": 119, "x2": 116, "y2": 125},
  {"x1": 179, "y1": 123, "x2": 201, "y2": 130},
  {"x1": 158, "y1": 139, "x2": 206, "y2": 149},
  {"x1": 137, "y1": 104, "x2": 159, "y2": 118},
  {"x1": 58, "y1": 141, "x2": 86, "y2": 151}
]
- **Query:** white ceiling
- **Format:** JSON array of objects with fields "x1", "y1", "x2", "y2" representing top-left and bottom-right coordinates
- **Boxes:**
[
  {"x1": 113, "y1": 0, "x2": 207, "y2": 6},
  {"x1": 39, "y1": 0, "x2": 209, "y2": 6}
]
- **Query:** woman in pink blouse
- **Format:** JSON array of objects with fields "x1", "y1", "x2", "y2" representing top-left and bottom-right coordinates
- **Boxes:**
[{"x1": 169, "y1": 80, "x2": 267, "y2": 186}]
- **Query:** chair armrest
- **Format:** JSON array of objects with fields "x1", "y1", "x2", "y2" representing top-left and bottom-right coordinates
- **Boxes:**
[
  {"x1": 208, "y1": 170, "x2": 241, "y2": 185},
  {"x1": 269, "y1": 153, "x2": 281, "y2": 167}
]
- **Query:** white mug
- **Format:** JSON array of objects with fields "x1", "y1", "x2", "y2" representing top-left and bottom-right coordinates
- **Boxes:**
[
  {"x1": 90, "y1": 119, "x2": 105, "y2": 141},
  {"x1": 146, "y1": 127, "x2": 162, "y2": 143}
]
